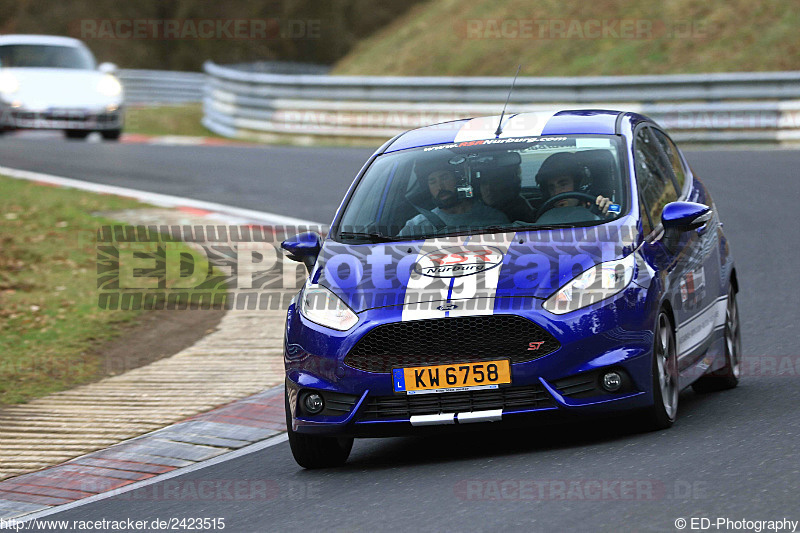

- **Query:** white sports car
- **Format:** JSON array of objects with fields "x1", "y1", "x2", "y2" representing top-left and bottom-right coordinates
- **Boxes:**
[{"x1": 0, "y1": 34, "x2": 124, "y2": 140}]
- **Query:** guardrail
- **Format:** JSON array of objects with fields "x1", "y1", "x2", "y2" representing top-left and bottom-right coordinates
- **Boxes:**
[
  {"x1": 118, "y1": 69, "x2": 205, "y2": 105},
  {"x1": 202, "y1": 61, "x2": 800, "y2": 144}
]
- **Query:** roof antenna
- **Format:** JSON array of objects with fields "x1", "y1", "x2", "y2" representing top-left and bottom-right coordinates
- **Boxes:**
[{"x1": 495, "y1": 64, "x2": 521, "y2": 137}]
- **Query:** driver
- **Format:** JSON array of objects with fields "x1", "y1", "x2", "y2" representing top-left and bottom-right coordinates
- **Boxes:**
[
  {"x1": 398, "y1": 162, "x2": 509, "y2": 236},
  {"x1": 535, "y1": 152, "x2": 612, "y2": 216}
]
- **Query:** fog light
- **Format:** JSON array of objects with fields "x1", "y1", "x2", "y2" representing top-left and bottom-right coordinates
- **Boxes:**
[
  {"x1": 303, "y1": 393, "x2": 324, "y2": 414},
  {"x1": 601, "y1": 372, "x2": 622, "y2": 392}
]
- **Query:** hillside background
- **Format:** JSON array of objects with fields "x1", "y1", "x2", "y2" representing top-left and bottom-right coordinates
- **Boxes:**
[
  {"x1": 1, "y1": 0, "x2": 797, "y2": 76},
  {"x1": 0, "y1": 0, "x2": 422, "y2": 70},
  {"x1": 333, "y1": 0, "x2": 800, "y2": 76}
]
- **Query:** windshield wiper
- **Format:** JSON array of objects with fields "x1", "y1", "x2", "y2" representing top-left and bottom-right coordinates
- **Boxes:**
[
  {"x1": 398, "y1": 222, "x2": 591, "y2": 241},
  {"x1": 513, "y1": 224, "x2": 581, "y2": 231},
  {"x1": 337, "y1": 231, "x2": 404, "y2": 243},
  {"x1": 434, "y1": 224, "x2": 581, "y2": 238},
  {"x1": 434, "y1": 225, "x2": 520, "y2": 238}
]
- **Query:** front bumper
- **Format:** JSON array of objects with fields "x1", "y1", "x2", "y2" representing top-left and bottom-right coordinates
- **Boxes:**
[
  {"x1": 0, "y1": 104, "x2": 124, "y2": 131},
  {"x1": 285, "y1": 285, "x2": 658, "y2": 437},
  {"x1": 286, "y1": 375, "x2": 651, "y2": 438}
]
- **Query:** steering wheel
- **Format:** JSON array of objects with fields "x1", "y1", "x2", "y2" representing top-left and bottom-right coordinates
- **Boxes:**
[{"x1": 534, "y1": 191, "x2": 601, "y2": 221}]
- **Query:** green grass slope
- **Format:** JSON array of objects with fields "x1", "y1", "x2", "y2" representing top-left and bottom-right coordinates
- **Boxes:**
[{"x1": 333, "y1": 0, "x2": 800, "y2": 76}]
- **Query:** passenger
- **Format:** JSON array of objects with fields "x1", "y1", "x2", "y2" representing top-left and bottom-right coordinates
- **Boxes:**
[
  {"x1": 399, "y1": 162, "x2": 508, "y2": 236},
  {"x1": 478, "y1": 164, "x2": 536, "y2": 222}
]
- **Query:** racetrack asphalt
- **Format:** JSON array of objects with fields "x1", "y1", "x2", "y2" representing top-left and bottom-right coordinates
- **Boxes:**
[
  {"x1": 1, "y1": 134, "x2": 799, "y2": 532},
  {"x1": 0, "y1": 133, "x2": 373, "y2": 223}
]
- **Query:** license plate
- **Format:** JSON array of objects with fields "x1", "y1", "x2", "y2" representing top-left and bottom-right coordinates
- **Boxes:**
[
  {"x1": 48, "y1": 109, "x2": 89, "y2": 118},
  {"x1": 393, "y1": 360, "x2": 511, "y2": 394}
]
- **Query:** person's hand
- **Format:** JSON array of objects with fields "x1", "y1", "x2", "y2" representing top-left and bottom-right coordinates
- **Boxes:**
[{"x1": 595, "y1": 195, "x2": 612, "y2": 215}]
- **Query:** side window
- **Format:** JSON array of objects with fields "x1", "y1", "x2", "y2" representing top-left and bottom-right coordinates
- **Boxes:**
[
  {"x1": 634, "y1": 127, "x2": 679, "y2": 235},
  {"x1": 651, "y1": 129, "x2": 686, "y2": 195}
]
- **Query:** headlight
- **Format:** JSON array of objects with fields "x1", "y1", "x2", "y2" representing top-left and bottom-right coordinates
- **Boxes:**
[
  {"x1": 299, "y1": 280, "x2": 358, "y2": 331},
  {"x1": 0, "y1": 72, "x2": 19, "y2": 94},
  {"x1": 97, "y1": 74, "x2": 122, "y2": 97},
  {"x1": 543, "y1": 254, "x2": 635, "y2": 315}
]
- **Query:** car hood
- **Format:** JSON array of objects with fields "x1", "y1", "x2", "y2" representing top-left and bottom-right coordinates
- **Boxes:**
[
  {"x1": 313, "y1": 217, "x2": 640, "y2": 313},
  {"x1": 2, "y1": 68, "x2": 121, "y2": 109}
]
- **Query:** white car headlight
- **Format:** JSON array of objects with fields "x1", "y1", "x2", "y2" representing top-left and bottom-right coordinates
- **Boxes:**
[
  {"x1": 0, "y1": 72, "x2": 19, "y2": 94},
  {"x1": 299, "y1": 280, "x2": 358, "y2": 331},
  {"x1": 543, "y1": 254, "x2": 635, "y2": 315},
  {"x1": 97, "y1": 74, "x2": 122, "y2": 97}
]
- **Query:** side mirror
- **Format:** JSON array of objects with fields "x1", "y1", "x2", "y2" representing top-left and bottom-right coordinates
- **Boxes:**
[
  {"x1": 661, "y1": 201, "x2": 712, "y2": 232},
  {"x1": 98, "y1": 62, "x2": 118, "y2": 74},
  {"x1": 281, "y1": 232, "x2": 322, "y2": 272}
]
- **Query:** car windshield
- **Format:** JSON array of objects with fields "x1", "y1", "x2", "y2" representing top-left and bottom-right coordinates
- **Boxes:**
[
  {"x1": 0, "y1": 44, "x2": 96, "y2": 69},
  {"x1": 334, "y1": 135, "x2": 627, "y2": 241}
]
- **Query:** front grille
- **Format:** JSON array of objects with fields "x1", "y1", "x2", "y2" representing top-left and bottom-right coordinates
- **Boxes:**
[
  {"x1": 344, "y1": 315, "x2": 560, "y2": 373},
  {"x1": 358, "y1": 384, "x2": 554, "y2": 421},
  {"x1": 43, "y1": 112, "x2": 89, "y2": 121}
]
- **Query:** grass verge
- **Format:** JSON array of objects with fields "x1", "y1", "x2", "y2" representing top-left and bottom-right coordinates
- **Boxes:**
[
  {"x1": 0, "y1": 175, "x2": 224, "y2": 405},
  {"x1": 123, "y1": 104, "x2": 222, "y2": 138}
]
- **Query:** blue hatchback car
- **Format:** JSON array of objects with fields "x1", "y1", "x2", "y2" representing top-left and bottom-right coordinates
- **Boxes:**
[{"x1": 282, "y1": 110, "x2": 741, "y2": 468}]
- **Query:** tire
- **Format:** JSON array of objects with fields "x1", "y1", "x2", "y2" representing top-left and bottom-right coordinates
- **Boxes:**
[
  {"x1": 101, "y1": 129, "x2": 122, "y2": 141},
  {"x1": 641, "y1": 311, "x2": 679, "y2": 430},
  {"x1": 692, "y1": 288, "x2": 741, "y2": 393},
  {"x1": 64, "y1": 129, "x2": 89, "y2": 139},
  {"x1": 285, "y1": 391, "x2": 353, "y2": 469}
]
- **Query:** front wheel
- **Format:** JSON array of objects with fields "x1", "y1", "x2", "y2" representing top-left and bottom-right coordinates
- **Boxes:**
[
  {"x1": 64, "y1": 129, "x2": 89, "y2": 140},
  {"x1": 286, "y1": 392, "x2": 353, "y2": 469},
  {"x1": 640, "y1": 311, "x2": 679, "y2": 430},
  {"x1": 101, "y1": 129, "x2": 122, "y2": 141},
  {"x1": 692, "y1": 288, "x2": 741, "y2": 393}
]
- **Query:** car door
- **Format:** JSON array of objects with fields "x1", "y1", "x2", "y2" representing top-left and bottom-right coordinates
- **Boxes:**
[
  {"x1": 634, "y1": 125, "x2": 721, "y2": 374},
  {"x1": 650, "y1": 128, "x2": 725, "y2": 371}
]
